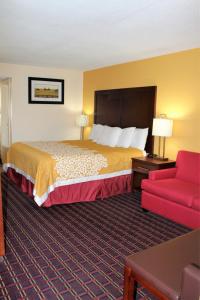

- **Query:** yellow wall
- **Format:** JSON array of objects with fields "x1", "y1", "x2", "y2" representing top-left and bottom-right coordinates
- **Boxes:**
[{"x1": 83, "y1": 49, "x2": 200, "y2": 159}]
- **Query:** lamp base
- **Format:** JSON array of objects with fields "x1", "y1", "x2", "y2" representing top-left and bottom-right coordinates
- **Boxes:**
[
  {"x1": 147, "y1": 153, "x2": 168, "y2": 161},
  {"x1": 154, "y1": 156, "x2": 169, "y2": 161}
]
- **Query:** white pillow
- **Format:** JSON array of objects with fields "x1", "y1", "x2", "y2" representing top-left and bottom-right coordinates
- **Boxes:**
[
  {"x1": 89, "y1": 124, "x2": 104, "y2": 141},
  {"x1": 117, "y1": 127, "x2": 136, "y2": 148},
  {"x1": 97, "y1": 126, "x2": 122, "y2": 147},
  {"x1": 130, "y1": 128, "x2": 149, "y2": 150}
]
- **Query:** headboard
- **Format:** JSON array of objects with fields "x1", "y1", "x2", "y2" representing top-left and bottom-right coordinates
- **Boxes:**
[{"x1": 94, "y1": 86, "x2": 157, "y2": 154}]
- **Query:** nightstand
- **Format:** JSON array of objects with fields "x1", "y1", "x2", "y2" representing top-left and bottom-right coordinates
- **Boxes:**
[{"x1": 132, "y1": 157, "x2": 176, "y2": 191}]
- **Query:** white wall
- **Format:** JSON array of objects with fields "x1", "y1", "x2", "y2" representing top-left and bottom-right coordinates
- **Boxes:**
[{"x1": 0, "y1": 63, "x2": 83, "y2": 142}]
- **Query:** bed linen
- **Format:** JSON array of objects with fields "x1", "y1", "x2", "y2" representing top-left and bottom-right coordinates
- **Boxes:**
[{"x1": 4, "y1": 140, "x2": 143, "y2": 207}]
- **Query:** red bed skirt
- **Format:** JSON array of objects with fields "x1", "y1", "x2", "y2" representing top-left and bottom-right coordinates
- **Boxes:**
[{"x1": 7, "y1": 168, "x2": 132, "y2": 207}]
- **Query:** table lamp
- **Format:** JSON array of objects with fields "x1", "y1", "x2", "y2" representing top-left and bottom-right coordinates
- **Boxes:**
[
  {"x1": 152, "y1": 114, "x2": 173, "y2": 160},
  {"x1": 76, "y1": 114, "x2": 88, "y2": 140}
]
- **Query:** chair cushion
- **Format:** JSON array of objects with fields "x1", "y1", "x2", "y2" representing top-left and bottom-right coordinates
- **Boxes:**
[
  {"x1": 176, "y1": 151, "x2": 200, "y2": 185},
  {"x1": 142, "y1": 178, "x2": 199, "y2": 208}
]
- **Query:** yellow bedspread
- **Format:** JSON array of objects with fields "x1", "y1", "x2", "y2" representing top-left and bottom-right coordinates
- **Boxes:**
[{"x1": 4, "y1": 140, "x2": 143, "y2": 205}]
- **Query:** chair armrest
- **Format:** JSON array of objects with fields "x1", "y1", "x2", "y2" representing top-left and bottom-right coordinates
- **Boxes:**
[
  {"x1": 149, "y1": 168, "x2": 177, "y2": 180},
  {"x1": 180, "y1": 263, "x2": 200, "y2": 300}
]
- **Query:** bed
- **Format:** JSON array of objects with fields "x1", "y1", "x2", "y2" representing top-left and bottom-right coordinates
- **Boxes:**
[{"x1": 3, "y1": 86, "x2": 156, "y2": 207}]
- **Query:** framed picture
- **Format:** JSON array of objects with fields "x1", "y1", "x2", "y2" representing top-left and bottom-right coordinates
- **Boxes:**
[{"x1": 28, "y1": 77, "x2": 64, "y2": 104}]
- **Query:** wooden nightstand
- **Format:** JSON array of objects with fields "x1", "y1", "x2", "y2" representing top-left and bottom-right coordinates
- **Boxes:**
[{"x1": 132, "y1": 157, "x2": 176, "y2": 191}]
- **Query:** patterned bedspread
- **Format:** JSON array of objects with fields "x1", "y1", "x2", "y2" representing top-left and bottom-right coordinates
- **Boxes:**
[{"x1": 4, "y1": 140, "x2": 143, "y2": 206}]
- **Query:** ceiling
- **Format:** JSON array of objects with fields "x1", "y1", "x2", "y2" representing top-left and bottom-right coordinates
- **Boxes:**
[{"x1": 0, "y1": 0, "x2": 199, "y2": 71}]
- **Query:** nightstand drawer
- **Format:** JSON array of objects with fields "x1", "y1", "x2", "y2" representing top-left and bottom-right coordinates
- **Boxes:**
[{"x1": 133, "y1": 161, "x2": 159, "y2": 172}]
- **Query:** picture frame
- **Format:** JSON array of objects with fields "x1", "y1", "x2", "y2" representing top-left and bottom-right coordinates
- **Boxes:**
[{"x1": 28, "y1": 77, "x2": 64, "y2": 104}]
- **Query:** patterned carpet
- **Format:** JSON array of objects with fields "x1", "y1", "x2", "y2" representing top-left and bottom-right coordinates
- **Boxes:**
[{"x1": 0, "y1": 175, "x2": 190, "y2": 300}]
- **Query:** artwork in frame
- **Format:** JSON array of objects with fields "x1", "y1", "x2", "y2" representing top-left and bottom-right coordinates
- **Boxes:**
[{"x1": 28, "y1": 77, "x2": 64, "y2": 104}]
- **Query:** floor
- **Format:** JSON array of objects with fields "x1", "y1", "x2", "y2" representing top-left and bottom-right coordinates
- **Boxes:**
[{"x1": 0, "y1": 178, "x2": 190, "y2": 299}]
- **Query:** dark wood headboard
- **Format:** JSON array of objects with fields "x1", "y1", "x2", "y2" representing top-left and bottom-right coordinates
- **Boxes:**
[{"x1": 94, "y1": 86, "x2": 157, "y2": 154}]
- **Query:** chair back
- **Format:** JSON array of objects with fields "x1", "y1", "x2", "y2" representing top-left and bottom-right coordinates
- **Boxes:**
[{"x1": 176, "y1": 150, "x2": 200, "y2": 184}]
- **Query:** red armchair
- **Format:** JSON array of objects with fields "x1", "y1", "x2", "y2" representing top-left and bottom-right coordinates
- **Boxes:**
[{"x1": 141, "y1": 150, "x2": 200, "y2": 228}]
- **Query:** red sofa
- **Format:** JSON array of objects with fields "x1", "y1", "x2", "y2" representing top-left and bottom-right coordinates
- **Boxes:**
[{"x1": 141, "y1": 150, "x2": 200, "y2": 228}]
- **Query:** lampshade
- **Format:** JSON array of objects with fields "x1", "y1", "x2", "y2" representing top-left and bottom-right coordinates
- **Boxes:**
[
  {"x1": 76, "y1": 114, "x2": 88, "y2": 127},
  {"x1": 152, "y1": 117, "x2": 173, "y2": 137}
]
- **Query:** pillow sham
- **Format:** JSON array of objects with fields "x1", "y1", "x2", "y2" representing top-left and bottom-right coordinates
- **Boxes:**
[
  {"x1": 116, "y1": 127, "x2": 136, "y2": 148},
  {"x1": 89, "y1": 124, "x2": 104, "y2": 141},
  {"x1": 130, "y1": 128, "x2": 148, "y2": 150},
  {"x1": 97, "y1": 126, "x2": 122, "y2": 147}
]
